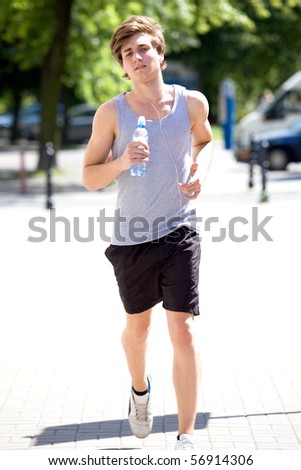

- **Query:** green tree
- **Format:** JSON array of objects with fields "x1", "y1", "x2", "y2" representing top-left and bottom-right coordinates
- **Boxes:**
[
  {"x1": 171, "y1": 0, "x2": 301, "y2": 120},
  {"x1": 0, "y1": 0, "x2": 73, "y2": 167},
  {"x1": 0, "y1": 42, "x2": 40, "y2": 140},
  {"x1": 39, "y1": 0, "x2": 73, "y2": 169},
  {"x1": 1, "y1": 0, "x2": 301, "y2": 168}
]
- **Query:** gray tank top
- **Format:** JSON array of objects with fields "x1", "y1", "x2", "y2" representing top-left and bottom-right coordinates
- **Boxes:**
[{"x1": 111, "y1": 84, "x2": 196, "y2": 245}]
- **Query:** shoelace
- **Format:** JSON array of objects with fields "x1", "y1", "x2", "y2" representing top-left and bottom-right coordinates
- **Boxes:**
[{"x1": 134, "y1": 397, "x2": 150, "y2": 421}]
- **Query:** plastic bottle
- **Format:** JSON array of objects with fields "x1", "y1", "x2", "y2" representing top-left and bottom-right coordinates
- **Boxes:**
[{"x1": 131, "y1": 115, "x2": 148, "y2": 177}]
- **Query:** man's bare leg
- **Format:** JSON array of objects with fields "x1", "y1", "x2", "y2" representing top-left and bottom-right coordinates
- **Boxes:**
[
  {"x1": 121, "y1": 308, "x2": 152, "y2": 392},
  {"x1": 166, "y1": 310, "x2": 201, "y2": 435}
]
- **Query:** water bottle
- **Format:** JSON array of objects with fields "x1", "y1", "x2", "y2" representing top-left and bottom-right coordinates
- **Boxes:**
[{"x1": 131, "y1": 115, "x2": 148, "y2": 177}]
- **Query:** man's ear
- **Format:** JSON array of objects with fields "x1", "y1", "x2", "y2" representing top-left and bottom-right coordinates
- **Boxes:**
[{"x1": 120, "y1": 62, "x2": 129, "y2": 79}]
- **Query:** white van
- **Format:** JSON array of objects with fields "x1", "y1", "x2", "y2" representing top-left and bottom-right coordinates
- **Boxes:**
[{"x1": 235, "y1": 71, "x2": 301, "y2": 165}]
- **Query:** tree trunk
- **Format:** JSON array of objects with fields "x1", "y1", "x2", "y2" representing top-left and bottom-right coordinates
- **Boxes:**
[
  {"x1": 10, "y1": 78, "x2": 22, "y2": 143},
  {"x1": 37, "y1": 0, "x2": 73, "y2": 170}
]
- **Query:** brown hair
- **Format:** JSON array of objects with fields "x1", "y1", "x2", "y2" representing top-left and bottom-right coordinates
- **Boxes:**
[{"x1": 110, "y1": 16, "x2": 167, "y2": 79}]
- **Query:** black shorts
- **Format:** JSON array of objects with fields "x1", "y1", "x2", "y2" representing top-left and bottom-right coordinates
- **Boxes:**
[{"x1": 105, "y1": 226, "x2": 201, "y2": 315}]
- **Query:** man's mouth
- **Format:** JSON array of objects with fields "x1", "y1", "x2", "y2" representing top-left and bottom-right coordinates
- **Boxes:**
[{"x1": 135, "y1": 64, "x2": 146, "y2": 70}]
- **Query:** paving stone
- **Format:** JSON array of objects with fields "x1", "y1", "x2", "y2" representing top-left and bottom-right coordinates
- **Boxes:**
[{"x1": 1, "y1": 144, "x2": 301, "y2": 450}]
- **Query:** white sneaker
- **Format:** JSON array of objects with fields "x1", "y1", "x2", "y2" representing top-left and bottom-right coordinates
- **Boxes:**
[
  {"x1": 175, "y1": 434, "x2": 195, "y2": 450},
  {"x1": 128, "y1": 376, "x2": 153, "y2": 439}
]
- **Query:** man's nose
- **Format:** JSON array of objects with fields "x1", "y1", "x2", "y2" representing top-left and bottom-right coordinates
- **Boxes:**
[{"x1": 134, "y1": 51, "x2": 142, "y2": 60}]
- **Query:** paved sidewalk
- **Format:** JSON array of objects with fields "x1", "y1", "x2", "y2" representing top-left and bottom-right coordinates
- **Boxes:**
[{"x1": 0, "y1": 143, "x2": 301, "y2": 451}]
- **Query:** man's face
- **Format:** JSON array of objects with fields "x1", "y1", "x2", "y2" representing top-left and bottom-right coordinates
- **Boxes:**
[{"x1": 120, "y1": 33, "x2": 163, "y2": 81}]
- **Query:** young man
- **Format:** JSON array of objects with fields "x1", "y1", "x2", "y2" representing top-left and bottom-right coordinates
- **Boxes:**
[{"x1": 82, "y1": 16, "x2": 213, "y2": 450}]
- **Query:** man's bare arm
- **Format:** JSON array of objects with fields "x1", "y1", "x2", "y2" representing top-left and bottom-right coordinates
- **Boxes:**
[
  {"x1": 83, "y1": 100, "x2": 150, "y2": 190},
  {"x1": 179, "y1": 91, "x2": 214, "y2": 200}
]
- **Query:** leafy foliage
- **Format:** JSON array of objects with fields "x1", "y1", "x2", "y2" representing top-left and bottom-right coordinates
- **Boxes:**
[{"x1": 1, "y1": 0, "x2": 301, "y2": 136}]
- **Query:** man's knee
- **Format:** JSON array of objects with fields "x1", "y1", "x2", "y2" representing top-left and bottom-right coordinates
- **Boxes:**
[
  {"x1": 168, "y1": 315, "x2": 195, "y2": 348},
  {"x1": 123, "y1": 314, "x2": 152, "y2": 343},
  {"x1": 126, "y1": 324, "x2": 151, "y2": 342}
]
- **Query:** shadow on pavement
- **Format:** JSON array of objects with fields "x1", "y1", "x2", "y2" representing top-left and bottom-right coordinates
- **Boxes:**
[
  {"x1": 270, "y1": 170, "x2": 301, "y2": 182},
  {"x1": 30, "y1": 413, "x2": 210, "y2": 446},
  {"x1": 29, "y1": 409, "x2": 301, "y2": 447}
]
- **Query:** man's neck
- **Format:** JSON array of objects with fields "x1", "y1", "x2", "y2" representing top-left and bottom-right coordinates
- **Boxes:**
[
  {"x1": 133, "y1": 78, "x2": 169, "y2": 105},
  {"x1": 126, "y1": 78, "x2": 174, "y2": 120}
]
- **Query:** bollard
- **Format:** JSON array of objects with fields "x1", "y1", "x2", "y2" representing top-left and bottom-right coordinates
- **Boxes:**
[
  {"x1": 19, "y1": 146, "x2": 27, "y2": 194},
  {"x1": 258, "y1": 139, "x2": 269, "y2": 203},
  {"x1": 248, "y1": 135, "x2": 258, "y2": 189},
  {"x1": 45, "y1": 142, "x2": 55, "y2": 210}
]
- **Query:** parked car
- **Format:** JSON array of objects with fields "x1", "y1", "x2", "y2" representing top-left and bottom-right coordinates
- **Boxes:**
[
  {"x1": 0, "y1": 102, "x2": 97, "y2": 144},
  {"x1": 235, "y1": 71, "x2": 301, "y2": 162},
  {"x1": 252, "y1": 118, "x2": 301, "y2": 170},
  {"x1": 64, "y1": 103, "x2": 97, "y2": 144},
  {"x1": 0, "y1": 110, "x2": 14, "y2": 140}
]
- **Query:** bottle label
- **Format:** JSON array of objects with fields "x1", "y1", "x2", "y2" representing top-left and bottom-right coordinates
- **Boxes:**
[{"x1": 131, "y1": 117, "x2": 148, "y2": 177}]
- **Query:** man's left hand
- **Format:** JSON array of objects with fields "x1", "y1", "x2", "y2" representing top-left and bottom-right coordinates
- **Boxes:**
[{"x1": 178, "y1": 162, "x2": 201, "y2": 200}]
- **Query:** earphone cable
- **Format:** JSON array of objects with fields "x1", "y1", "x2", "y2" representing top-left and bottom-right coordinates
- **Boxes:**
[{"x1": 137, "y1": 91, "x2": 184, "y2": 217}]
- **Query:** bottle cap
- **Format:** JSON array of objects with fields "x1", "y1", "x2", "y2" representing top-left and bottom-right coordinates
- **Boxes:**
[{"x1": 137, "y1": 116, "x2": 146, "y2": 126}]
